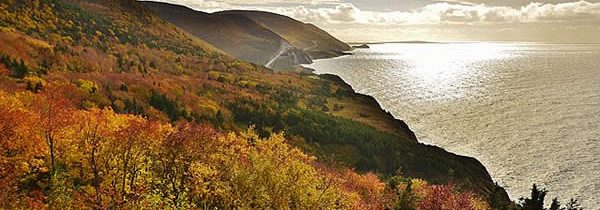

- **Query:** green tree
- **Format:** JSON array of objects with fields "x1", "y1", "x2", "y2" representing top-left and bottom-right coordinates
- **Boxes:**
[
  {"x1": 388, "y1": 176, "x2": 417, "y2": 210},
  {"x1": 519, "y1": 184, "x2": 547, "y2": 210},
  {"x1": 549, "y1": 198, "x2": 561, "y2": 210},
  {"x1": 488, "y1": 183, "x2": 514, "y2": 210},
  {"x1": 564, "y1": 199, "x2": 582, "y2": 210},
  {"x1": 14, "y1": 59, "x2": 28, "y2": 78}
]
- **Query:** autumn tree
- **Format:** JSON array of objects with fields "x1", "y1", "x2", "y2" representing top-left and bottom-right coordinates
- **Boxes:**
[
  {"x1": 388, "y1": 176, "x2": 419, "y2": 210},
  {"x1": 110, "y1": 117, "x2": 167, "y2": 207},
  {"x1": 69, "y1": 108, "x2": 127, "y2": 208},
  {"x1": 35, "y1": 85, "x2": 75, "y2": 175},
  {"x1": 151, "y1": 122, "x2": 216, "y2": 208},
  {"x1": 0, "y1": 91, "x2": 45, "y2": 208},
  {"x1": 418, "y1": 185, "x2": 474, "y2": 210},
  {"x1": 337, "y1": 170, "x2": 392, "y2": 210}
]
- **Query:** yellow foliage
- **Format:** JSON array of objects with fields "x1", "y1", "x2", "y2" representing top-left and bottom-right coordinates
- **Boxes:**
[
  {"x1": 25, "y1": 37, "x2": 52, "y2": 49},
  {"x1": 207, "y1": 70, "x2": 220, "y2": 80},
  {"x1": 23, "y1": 76, "x2": 46, "y2": 88},
  {"x1": 74, "y1": 79, "x2": 97, "y2": 93},
  {"x1": 181, "y1": 128, "x2": 353, "y2": 209},
  {"x1": 471, "y1": 197, "x2": 492, "y2": 210},
  {"x1": 207, "y1": 71, "x2": 236, "y2": 83},
  {"x1": 0, "y1": 91, "x2": 493, "y2": 209},
  {"x1": 0, "y1": 26, "x2": 15, "y2": 33},
  {"x1": 0, "y1": 91, "x2": 46, "y2": 206},
  {"x1": 239, "y1": 80, "x2": 257, "y2": 88},
  {"x1": 196, "y1": 97, "x2": 219, "y2": 116},
  {"x1": 411, "y1": 178, "x2": 430, "y2": 198}
]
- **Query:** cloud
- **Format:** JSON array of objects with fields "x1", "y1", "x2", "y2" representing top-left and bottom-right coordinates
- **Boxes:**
[
  {"x1": 149, "y1": 0, "x2": 231, "y2": 11},
  {"x1": 432, "y1": 0, "x2": 478, "y2": 6},
  {"x1": 155, "y1": 0, "x2": 600, "y2": 25},
  {"x1": 213, "y1": 0, "x2": 340, "y2": 5},
  {"x1": 151, "y1": 0, "x2": 600, "y2": 42},
  {"x1": 520, "y1": 1, "x2": 600, "y2": 21},
  {"x1": 275, "y1": 3, "x2": 360, "y2": 23},
  {"x1": 246, "y1": 1, "x2": 600, "y2": 25}
]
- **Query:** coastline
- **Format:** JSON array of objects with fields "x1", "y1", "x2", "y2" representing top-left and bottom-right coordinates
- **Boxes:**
[{"x1": 305, "y1": 55, "x2": 511, "y2": 202}]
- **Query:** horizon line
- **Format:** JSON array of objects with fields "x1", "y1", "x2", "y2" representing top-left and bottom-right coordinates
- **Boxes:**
[{"x1": 346, "y1": 40, "x2": 600, "y2": 45}]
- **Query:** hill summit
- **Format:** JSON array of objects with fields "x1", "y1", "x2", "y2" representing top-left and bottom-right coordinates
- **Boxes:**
[{"x1": 142, "y1": 1, "x2": 351, "y2": 68}]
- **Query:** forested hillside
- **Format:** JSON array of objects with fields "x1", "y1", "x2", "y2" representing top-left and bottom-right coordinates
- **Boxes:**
[{"x1": 0, "y1": 0, "x2": 515, "y2": 208}]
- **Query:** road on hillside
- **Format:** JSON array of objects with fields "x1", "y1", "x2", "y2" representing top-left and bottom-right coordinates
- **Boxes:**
[{"x1": 265, "y1": 40, "x2": 292, "y2": 68}]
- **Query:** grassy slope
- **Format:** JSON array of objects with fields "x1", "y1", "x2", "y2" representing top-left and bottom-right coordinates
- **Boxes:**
[
  {"x1": 218, "y1": 10, "x2": 352, "y2": 58},
  {"x1": 142, "y1": 1, "x2": 284, "y2": 65},
  {"x1": 0, "y1": 0, "x2": 508, "y2": 200}
]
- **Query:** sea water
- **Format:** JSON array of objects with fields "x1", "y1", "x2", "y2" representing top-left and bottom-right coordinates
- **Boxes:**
[{"x1": 307, "y1": 43, "x2": 600, "y2": 208}]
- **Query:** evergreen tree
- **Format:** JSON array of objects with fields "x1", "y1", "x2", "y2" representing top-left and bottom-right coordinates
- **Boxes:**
[
  {"x1": 519, "y1": 184, "x2": 547, "y2": 210},
  {"x1": 14, "y1": 59, "x2": 28, "y2": 78},
  {"x1": 40, "y1": 59, "x2": 49, "y2": 75},
  {"x1": 565, "y1": 199, "x2": 582, "y2": 210},
  {"x1": 488, "y1": 183, "x2": 514, "y2": 210},
  {"x1": 549, "y1": 198, "x2": 561, "y2": 210}
]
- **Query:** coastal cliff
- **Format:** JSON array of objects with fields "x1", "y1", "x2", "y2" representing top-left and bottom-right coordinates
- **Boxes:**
[
  {"x1": 118, "y1": 0, "x2": 513, "y2": 201},
  {"x1": 0, "y1": 0, "x2": 511, "y2": 207},
  {"x1": 317, "y1": 74, "x2": 509, "y2": 200}
]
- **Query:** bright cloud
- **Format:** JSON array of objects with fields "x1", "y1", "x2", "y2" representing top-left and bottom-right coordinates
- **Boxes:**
[
  {"x1": 151, "y1": 0, "x2": 231, "y2": 11},
  {"x1": 146, "y1": 0, "x2": 600, "y2": 42},
  {"x1": 271, "y1": 1, "x2": 600, "y2": 25},
  {"x1": 213, "y1": 0, "x2": 341, "y2": 5}
]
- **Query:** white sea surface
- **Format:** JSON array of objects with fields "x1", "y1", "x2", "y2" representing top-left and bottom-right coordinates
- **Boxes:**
[{"x1": 307, "y1": 43, "x2": 600, "y2": 208}]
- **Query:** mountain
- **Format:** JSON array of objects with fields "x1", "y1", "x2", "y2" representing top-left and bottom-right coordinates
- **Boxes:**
[
  {"x1": 142, "y1": 1, "x2": 285, "y2": 65},
  {"x1": 0, "y1": 0, "x2": 512, "y2": 208},
  {"x1": 142, "y1": 1, "x2": 350, "y2": 68},
  {"x1": 219, "y1": 10, "x2": 352, "y2": 59}
]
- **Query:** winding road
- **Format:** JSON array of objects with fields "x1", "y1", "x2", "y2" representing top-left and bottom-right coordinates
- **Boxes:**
[
  {"x1": 265, "y1": 40, "x2": 292, "y2": 68},
  {"x1": 265, "y1": 40, "x2": 318, "y2": 68}
]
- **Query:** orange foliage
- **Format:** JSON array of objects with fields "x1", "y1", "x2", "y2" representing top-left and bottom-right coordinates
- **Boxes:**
[
  {"x1": 0, "y1": 91, "x2": 45, "y2": 206},
  {"x1": 418, "y1": 184, "x2": 490, "y2": 210},
  {"x1": 0, "y1": 86, "x2": 493, "y2": 209},
  {"x1": 340, "y1": 170, "x2": 392, "y2": 209},
  {"x1": 0, "y1": 64, "x2": 8, "y2": 76},
  {"x1": 0, "y1": 1, "x2": 496, "y2": 208}
]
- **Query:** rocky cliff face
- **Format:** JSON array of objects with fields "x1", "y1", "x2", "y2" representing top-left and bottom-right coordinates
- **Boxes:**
[{"x1": 318, "y1": 74, "x2": 509, "y2": 200}]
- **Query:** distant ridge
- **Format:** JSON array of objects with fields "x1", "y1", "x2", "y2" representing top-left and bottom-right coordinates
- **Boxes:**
[
  {"x1": 142, "y1": 1, "x2": 284, "y2": 65},
  {"x1": 218, "y1": 10, "x2": 352, "y2": 59},
  {"x1": 350, "y1": 41, "x2": 441, "y2": 45},
  {"x1": 142, "y1": 1, "x2": 351, "y2": 68}
]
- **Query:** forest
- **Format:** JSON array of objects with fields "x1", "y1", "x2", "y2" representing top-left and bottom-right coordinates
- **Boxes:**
[
  {"x1": 0, "y1": 0, "x2": 582, "y2": 209},
  {"x1": 0, "y1": 88, "x2": 493, "y2": 209}
]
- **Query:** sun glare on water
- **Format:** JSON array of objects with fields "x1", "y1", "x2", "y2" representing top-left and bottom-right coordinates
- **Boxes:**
[
  {"x1": 308, "y1": 43, "x2": 600, "y2": 208},
  {"x1": 369, "y1": 43, "x2": 516, "y2": 102}
]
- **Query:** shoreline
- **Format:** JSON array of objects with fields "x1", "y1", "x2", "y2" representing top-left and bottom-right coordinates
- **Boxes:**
[{"x1": 305, "y1": 54, "x2": 512, "y2": 202}]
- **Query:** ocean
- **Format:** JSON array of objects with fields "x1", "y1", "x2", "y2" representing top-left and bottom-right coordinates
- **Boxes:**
[{"x1": 306, "y1": 43, "x2": 600, "y2": 208}]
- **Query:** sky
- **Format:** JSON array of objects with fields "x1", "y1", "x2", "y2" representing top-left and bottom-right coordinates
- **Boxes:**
[{"x1": 150, "y1": 0, "x2": 600, "y2": 43}]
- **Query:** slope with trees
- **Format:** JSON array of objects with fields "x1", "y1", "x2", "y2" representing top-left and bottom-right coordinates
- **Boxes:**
[{"x1": 0, "y1": 0, "x2": 553, "y2": 208}]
